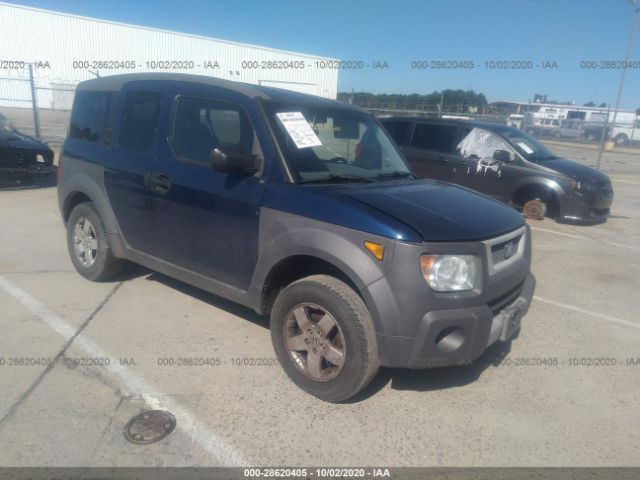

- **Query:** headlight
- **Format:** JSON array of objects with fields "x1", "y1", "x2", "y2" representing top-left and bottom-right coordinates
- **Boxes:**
[
  {"x1": 420, "y1": 255, "x2": 478, "y2": 292},
  {"x1": 576, "y1": 180, "x2": 595, "y2": 193}
]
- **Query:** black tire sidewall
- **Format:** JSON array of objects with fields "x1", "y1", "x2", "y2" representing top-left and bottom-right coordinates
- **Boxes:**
[
  {"x1": 67, "y1": 202, "x2": 115, "y2": 281},
  {"x1": 271, "y1": 277, "x2": 377, "y2": 402}
]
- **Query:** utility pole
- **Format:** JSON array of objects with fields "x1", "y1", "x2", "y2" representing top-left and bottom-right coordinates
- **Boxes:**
[
  {"x1": 28, "y1": 64, "x2": 41, "y2": 140},
  {"x1": 610, "y1": 0, "x2": 640, "y2": 139},
  {"x1": 596, "y1": 104, "x2": 611, "y2": 170}
]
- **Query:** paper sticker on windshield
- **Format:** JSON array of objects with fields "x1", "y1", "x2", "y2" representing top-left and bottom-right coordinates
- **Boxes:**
[
  {"x1": 517, "y1": 142, "x2": 534, "y2": 154},
  {"x1": 276, "y1": 112, "x2": 322, "y2": 149}
]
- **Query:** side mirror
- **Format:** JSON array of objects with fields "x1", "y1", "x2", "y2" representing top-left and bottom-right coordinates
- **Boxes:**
[
  {"x1": 493, "y1": 149, "x2": 511, "y2": 163},
  {"x1": 210, "y1": 148, "x2": 257, "y2": 174}
]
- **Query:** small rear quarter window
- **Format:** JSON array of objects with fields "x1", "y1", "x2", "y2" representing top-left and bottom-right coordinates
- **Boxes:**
[{"x1": 69, "y1": 91, "x2": 112, "y2": 143}]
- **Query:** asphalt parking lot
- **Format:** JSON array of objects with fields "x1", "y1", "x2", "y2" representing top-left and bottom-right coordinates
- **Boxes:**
[{"x1": 0, "y1": 144, "x2": 639, "y2": 467}]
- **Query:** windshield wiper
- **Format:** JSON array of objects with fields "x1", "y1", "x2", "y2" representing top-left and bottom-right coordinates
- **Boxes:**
[
  {"x1": 299, "y1": 173, "x2": 376, "y2": 184},
  {"x1": 375, "y1": 170, "x2": 416, "y2": 180}
]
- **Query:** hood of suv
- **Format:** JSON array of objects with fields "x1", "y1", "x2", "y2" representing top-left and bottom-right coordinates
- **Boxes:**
[
  {"x1": 0, "y1": 128, "x2": 53, "y2": 155},
  {"x1": 539, "y1": 157, "x2": 610, "y2": 184},
  {"x1": 336, "y1": 179, "x2": 524, "y2": 242}
]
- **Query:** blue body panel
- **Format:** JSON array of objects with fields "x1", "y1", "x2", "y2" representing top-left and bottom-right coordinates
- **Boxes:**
[
  {"x1": 61, "y1": 73, "x2": 527, "y2": 290},
  {"x1": 102, "y1": 80, "x2": 174, "y2": 255},
  {"x1": 151, "y1": 82, "x2": 269, "y2": 290},
  {"x1": 262, "y1": 182, "x2": 423, "y2": 243}
]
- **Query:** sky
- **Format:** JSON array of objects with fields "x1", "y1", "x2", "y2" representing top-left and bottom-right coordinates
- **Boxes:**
[{"x1": 7, "y1": 0, "x2": 640, "y2": 108}]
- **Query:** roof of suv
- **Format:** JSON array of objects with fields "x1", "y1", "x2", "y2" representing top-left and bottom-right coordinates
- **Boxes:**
[
  {"x1": 381, "y1": 116, "x2": 511, "y2": 131},
  {"x1": 76, "y1": 73, "x2": 362, "y2": 112}
]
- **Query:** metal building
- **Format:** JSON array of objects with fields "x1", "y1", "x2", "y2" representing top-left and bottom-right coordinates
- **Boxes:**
[{"x1": 0, "y1": 2, "x2": 339, "y2": 111}]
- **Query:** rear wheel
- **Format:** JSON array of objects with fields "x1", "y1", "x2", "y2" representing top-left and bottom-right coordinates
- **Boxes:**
[
  {"x1": 67, "y1": 202, "x2": 124, "y2": 281},
  {"x1": 270, "y1": 275, "x2": 379, "y2": 402},
  {"x1": 614, "y1": 134, "x2": 629, "y2": 147}
]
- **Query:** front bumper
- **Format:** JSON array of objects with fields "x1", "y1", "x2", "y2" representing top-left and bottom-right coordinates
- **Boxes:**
[
  {"x1": 375, "y1": 273, "x2": 535, "y2": 368},
  {"x1": 363, "y1": 225, "x2": 535, "y2": 368},
  {"x1": 0, "y1": 163, "x2": 54, "y2": 179},
  {"x1": 558, "y1": 186, "x2": 613, "y2": 224}
]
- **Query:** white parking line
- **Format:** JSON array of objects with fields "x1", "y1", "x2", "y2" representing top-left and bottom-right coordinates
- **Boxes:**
[
  {"x1": 530, "y1": 226, "x2": 640, "y2": 252},
  {"x1": 0, "y1": 274, "x2": 246, "y2": 466},
  {"x1": 530, "y1": 226, "x2": 582, "y2": 239},
  {"x1": 534, "y1": 295, "x2": 639, "y2": 330},
  {"x1": 609, "y1": 177, "x2": 640, "y2": 186}
]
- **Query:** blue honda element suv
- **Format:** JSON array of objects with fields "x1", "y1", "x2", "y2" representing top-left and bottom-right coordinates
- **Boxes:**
[{"x1": 58, "y1": 73, "x2": 535, "y2": 401}]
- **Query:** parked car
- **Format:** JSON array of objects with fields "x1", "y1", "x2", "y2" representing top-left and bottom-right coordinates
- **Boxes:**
[
  {"x1": 58, "y1": 73, "x2": 535, "y2": 401},
  {"x1": 556, "y1": 120, "x2": 609, "y2": 143},
  {"x1": 556, "y1": 120, "x2": 585, "y2": 140},
  {"x1": 525, "y1": 118, "x2": 561, "y2": 137},
  {"x1": 0, "y1": 112, "x2": 54, "y2": 181},
  {"x1": 380, "y1": 117, "x2": 613, "y2": 223},
  {"x1": 582, "y1": 122, "x2": 608, "y2": 142}
]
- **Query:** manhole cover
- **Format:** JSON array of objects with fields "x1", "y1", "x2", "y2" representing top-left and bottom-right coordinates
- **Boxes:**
[{"x1": 124, "y1": 410, "x2": 176, "y2": 444}]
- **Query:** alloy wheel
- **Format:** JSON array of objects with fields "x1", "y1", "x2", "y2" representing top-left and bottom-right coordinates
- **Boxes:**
[
  {"x1": 283, "y1": 303, "x2": 346, "y2": 381},
  {"x1": 73, "y1": 216, "x2": 98, "y2": 267}
]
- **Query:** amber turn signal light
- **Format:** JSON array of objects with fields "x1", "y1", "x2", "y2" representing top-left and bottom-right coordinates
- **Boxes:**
[{"x1": 364, "y1": 241, "x2": 384, "y2": 261}]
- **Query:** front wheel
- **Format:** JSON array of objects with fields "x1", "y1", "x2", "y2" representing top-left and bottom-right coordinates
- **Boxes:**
[
  {"x1": 270, "y1": 275, "x2": 379, "y2": 402},
  {"x1": 522, "y1": 198, "x2": 548, "y2": 220}
]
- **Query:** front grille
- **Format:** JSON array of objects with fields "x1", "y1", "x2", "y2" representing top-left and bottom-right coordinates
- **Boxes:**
[
  {"x1": 484, "y1": 226, "x2": 527, "y2": 275},
  {"x1": 488, "y1": 281, "x2": 524, "y2": 316},
  {"x1": 491, "y1": 234, "x2": 523, "y2": 267}
]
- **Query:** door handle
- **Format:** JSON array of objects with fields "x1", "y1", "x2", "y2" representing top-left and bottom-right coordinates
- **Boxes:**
[
  {"x1": 436, "y1": 157, "x2": 449, "y2": 163},
  {"x1": 144, "y1": 171, "x2": 172, "y2": 194}
]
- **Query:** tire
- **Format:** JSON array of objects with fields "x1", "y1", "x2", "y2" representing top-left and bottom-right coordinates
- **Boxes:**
[
  {"x1": 67, "y1": 202, "x2": 124, "y2": 281},
  {"x1": 270, "y1": 275, "x2": 379, "y2": 402},
  {"x1": 522, "y1": 198, "x2": 547, "y2": 220},
  {"x1": 614, "y1": 134, "x2": 629, "y2": 147}
]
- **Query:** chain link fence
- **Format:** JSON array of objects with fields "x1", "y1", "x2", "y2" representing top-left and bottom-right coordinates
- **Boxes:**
[
  {"x1": 0, "y1": 64, "x2": 76, "y2": 146},
  {"x1": 2, "y1": 65, "x2": 638, "y2": 150}
]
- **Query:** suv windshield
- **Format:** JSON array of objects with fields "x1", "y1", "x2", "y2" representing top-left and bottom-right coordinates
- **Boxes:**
[
  {"x1": 265, "y1": 102, "x2": 411, "y2": 183},
  {"x1": 492, "y1": 125, "x2": 559, "y2": 161}
]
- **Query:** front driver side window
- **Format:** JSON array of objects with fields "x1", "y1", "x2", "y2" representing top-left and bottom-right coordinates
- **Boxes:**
[
  {"x1": 457, "y1": 128, "x2": 512, "y2": 160},
  {"x1": 172, "y1": 97, "x2": 260, "y2": 165}
]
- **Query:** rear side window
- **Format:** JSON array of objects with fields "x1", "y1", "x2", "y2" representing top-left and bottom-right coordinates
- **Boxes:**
[
  {"x1": 411, "y1": 123, "x2": 456, "y2": 153},
  {"x1": 69, "y1": 91, "x2": 112, "y2": 143},
  {"x1": 171, "y1": 97, "x2": 257, "y2": 164},
  {"x1": 118, "y1": 91, "x2": 162, "y2": 152},
  {"x1": 383, "y1": 121, "x2": 410, "y2": 145}
]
